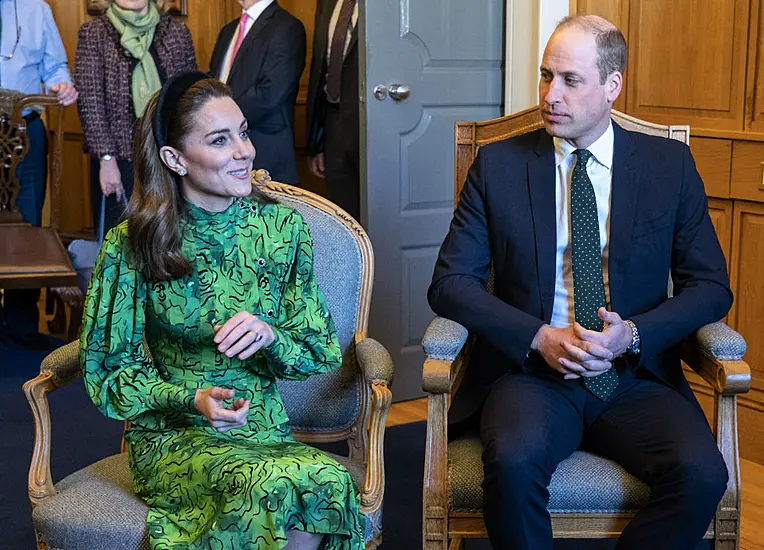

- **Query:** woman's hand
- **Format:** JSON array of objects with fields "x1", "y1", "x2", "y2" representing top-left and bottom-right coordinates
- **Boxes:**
[
  {"x1": 99, "y1": 157, "x2": 124, "y2": 199},
  {"x1": 194, "y1": 387, "x2": 250, "y2": 432},
  {"x1": 214, "y1": 311, "x2": 275, "y2": 360}
]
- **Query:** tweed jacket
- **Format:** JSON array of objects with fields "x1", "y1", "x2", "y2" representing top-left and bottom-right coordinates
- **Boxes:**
[{"x1": 75, "y1": 15, "x2": 197, "y2": 161}]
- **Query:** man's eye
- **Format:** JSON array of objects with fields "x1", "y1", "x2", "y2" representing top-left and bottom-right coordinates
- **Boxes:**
[{"x1": 566, "y1": 78, "x2": 579, "y2": 86}]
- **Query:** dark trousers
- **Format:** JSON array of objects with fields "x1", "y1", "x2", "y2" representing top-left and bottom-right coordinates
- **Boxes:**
[
  {"x1": 89, "y1": 157, "x2": 134, "y2": 235},
  {"x1": 324, "y1": 103, "x2": 360, "y2": 221},
  {"x1": 1, "y1": 115, "x2": 47, "y2": 336},
  {"x1": 479, "y1": 358, "x2": 727, "y2": 550}
]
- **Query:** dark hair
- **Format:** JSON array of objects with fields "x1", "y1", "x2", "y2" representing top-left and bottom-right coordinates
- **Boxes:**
[
  {"x1": 126, "y1": 77, "x2": 275, "y2": 281},
  {"x1": 556, "y1": 15, "x2": 627, "y2": 84}
]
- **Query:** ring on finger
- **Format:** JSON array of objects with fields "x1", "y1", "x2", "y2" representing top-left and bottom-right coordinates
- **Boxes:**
[{"x1": 253, "y1": 331, "x2": 263, "y2": 343}]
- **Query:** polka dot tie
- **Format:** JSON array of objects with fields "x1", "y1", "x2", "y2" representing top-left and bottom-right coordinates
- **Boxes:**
[{"x1": 571, "y1": 149, "x2": 618, "y2": 400}]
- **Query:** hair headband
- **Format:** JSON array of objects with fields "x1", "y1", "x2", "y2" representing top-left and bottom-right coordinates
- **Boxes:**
[{"x1": 152, "y1": 71, "x2": 209, "y2": 149}]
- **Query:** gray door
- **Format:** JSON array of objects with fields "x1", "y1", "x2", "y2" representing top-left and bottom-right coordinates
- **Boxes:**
[{"x1": 361, "y1": 1, "x2": 504, "y2": 401}]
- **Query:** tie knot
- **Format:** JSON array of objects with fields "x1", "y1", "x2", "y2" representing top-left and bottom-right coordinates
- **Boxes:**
[
  {"x1": 574, "y1": 149, "x2": 592, "y2": 167},
  {"x1": 239, "y1": 12, "x2": 249, "y2": 27}
]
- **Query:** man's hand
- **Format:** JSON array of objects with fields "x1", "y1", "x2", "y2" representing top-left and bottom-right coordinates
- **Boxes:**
[
  {"x1": 194, "y1": 387, "x2": 250, "y2": 432},
  {"x1": 49, "y1": 82, "x2": 78, "y2": 106},
  {"x1": 214, "y1": 311, "x2": 275, "y2": 360},
  {"x1": 574, "y1": 307, "x2": 633, "y2": 359},
  {"x1": 308, "y1": 153, "x2": 325, "y2": 179},
  {"x1": 531, "y1": 323, "x2": 614, "y2": 379}
]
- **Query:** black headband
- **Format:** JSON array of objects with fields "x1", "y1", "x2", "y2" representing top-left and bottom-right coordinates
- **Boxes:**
[{"x1": 152, "y1": 71, "x2": 209, "y2": 149}]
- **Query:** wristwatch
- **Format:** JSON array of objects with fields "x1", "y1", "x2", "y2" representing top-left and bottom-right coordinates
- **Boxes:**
[
  {"x1": 101, "y1": 154, "x2": 114, "y2": 161},
  {"x1": 624, "y1": 320, "x2": 641, "y2": 355}
]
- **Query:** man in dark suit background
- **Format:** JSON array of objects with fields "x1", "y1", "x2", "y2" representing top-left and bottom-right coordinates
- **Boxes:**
[
  {"x1": 429, "y1": 15, "x2": 732, "y2": 550},
  {"x1": 210, "y1": 0, "x2": 306, "y2": 184},
  {"x1": 305, "y1": 0, "x2": 360, "y2": 220}
]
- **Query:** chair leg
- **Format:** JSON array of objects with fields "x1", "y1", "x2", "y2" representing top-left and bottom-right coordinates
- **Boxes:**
[{"x1": 448, "y1": 536, "x2": 463, "y2": 550}]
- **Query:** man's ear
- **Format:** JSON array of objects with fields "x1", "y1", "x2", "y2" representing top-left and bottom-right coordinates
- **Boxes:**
[
  {"x1": 605, "y1": 71, "x2": 623, "y2": 104},
  {"x1": 159, "y1": 146, "x2": 187, "y2": 176}
]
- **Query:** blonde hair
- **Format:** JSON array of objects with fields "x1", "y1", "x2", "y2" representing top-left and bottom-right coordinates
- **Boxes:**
[{"x1": 89, "y1": 0, "x2": 170, "y2": 14}]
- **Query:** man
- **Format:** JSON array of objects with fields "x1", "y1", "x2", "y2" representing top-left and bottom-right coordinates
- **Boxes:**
[
  {"x1": 0, "y1": 0, "x2": 78, "y2": 350},
  {"x1": 305, "y1": 0, "x2": 359, "y2": 220},
  {"x1": 210, "y1": 0, "x2": 305, "y2": 184},
  {"x1": 429, "y1": 15, "x2": 731, "y2": 550}
]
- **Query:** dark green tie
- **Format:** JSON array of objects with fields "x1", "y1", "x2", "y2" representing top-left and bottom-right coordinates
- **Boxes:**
[{"x1": 571, "y1": 149, "x2": 618, "y2": 400}]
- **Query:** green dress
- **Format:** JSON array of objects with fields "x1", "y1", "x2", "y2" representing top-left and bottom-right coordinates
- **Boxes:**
[{"x1": 80, "y1": 197, "x2": 365, "y2": 550}]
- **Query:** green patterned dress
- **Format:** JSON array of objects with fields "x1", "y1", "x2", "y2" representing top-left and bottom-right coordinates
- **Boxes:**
[{"x1": 80, "y1": 197, "x2": 365, "y2": 550}]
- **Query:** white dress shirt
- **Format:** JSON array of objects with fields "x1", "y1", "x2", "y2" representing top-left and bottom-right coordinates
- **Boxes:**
[
  {"x1": 550, "y1": 121, "x2": 614, "y2": 328},
  {"x1": 219, "y1": 0, "x2": 276, "y2": 83}
]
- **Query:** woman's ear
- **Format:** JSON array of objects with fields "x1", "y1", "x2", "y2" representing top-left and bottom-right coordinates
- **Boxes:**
[{"x1": 159, "y1": 146, "x2": 188, "y2": 177}]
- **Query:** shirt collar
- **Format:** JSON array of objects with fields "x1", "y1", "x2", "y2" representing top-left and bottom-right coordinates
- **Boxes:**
[
  {"x1": 244, "y1": 0, "x2": 275, "y2": 22},
  {"x1": 553, "y1": 120, "x2": 614, "y2": 170}
]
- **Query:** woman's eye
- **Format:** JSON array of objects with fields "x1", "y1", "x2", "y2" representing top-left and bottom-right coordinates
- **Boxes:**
[
  {"x1": 212, "y1": 136, "x2": 227, "y2": 146},
  {"x1": 240, "y1": 129, "x2": 250, "y2": 140}
]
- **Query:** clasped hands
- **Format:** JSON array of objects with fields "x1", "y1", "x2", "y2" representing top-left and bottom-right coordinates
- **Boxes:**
[
  {"x1": 194, "y1": 312, "x2": 275, "y2": 432},
  {"x1": 530, "y1": 307, "x2": 633, "y2": 379}
]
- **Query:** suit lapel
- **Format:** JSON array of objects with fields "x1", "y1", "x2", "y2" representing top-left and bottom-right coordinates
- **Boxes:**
[
  {"x1": 229, "y1": 2, "x2": 280, "y2": 80},
  {"x1": 211, "y1": 20, "x2": 238, "y2": 77},
  {"x1": 528, "y1": 131, "x2": 557, "y2": 323},
  {"x1": 607, "y1": 122, "x2": 640, "y2": 310}
]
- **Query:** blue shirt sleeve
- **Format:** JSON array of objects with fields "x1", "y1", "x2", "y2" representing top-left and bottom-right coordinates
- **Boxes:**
[{"x1": 38, "y1": 1, "x2": 72, "y2": 88}]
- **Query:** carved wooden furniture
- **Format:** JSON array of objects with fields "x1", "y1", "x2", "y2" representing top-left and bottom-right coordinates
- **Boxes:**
[
  {"x1": 0, "y1": 90, "x2": 76, "y2": 290},
  {"x1": 24, "y1": 172, "x2": 393, "y2": 550},
  {"x1": 422, "y1": 107, "x2": 752, "y2": 550}
]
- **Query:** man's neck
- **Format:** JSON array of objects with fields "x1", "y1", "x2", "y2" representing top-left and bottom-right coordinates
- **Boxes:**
[{"x1": 239, "y1": 0, "x2": 263, "y2": 10}]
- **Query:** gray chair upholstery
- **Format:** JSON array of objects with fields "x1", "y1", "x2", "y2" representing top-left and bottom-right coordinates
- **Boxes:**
[
  {"x1": 33, "y1": 452, "x2": 380, "y2": 550},
  {"x1": 26, "y1": 179, "x2": 392, "y2": 550}
]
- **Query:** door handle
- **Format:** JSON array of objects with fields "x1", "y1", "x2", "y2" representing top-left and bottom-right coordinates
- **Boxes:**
[{"x1": 388, "y1": 84, "x2": 410, "y2": 101}]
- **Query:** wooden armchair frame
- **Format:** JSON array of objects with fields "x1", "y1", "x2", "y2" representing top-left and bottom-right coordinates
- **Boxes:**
[
  {"x1": 24, "y1": 173, "x2": 393, "y2": 550},
  {"x1": 422, "y1": 107, "x2": 751, "y2": 550},
  {"x1": 0, "y1": 90, "x2": 76, "y2": 290}
]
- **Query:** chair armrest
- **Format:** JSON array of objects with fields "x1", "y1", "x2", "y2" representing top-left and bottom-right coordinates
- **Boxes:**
[
  {"x1": 355, "y1": 337, "x2": 393, "y2": 383},
  {"x1": 40, "y1": 340, "x2": 81, "y2": 388},
  {"x1": 422, "y1": 316, "x2": 469, "y2": 361},
  {"x1": 682, "y1": 322, "x2": 751, "y2": 395},
  {"x1": 23, "y1": 342, "x2": 81, "y2": 507},
  {"x1": 355, "y1": 336, "x2": 393, "y2": 514}
]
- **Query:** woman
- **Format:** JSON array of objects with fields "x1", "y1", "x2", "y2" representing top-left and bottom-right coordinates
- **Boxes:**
[
  {"x1": 75, "y1": 0, "x2": 197, "y2": 234},
  {"x1": 80, "y1": 73, "x2": 365, "y2": 550}
]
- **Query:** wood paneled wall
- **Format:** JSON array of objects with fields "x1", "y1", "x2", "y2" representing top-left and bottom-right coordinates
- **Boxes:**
[
  {"x1": 573, "y1": 0, "x2": 764, "y2": 465},
  {"x1": 45, "y1": 0, "x2": 320, "y2": 238}
]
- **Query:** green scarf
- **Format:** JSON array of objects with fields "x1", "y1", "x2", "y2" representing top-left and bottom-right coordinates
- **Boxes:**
[{"x1": 106, "y1": 2, "x2": 162, "y2": 118}]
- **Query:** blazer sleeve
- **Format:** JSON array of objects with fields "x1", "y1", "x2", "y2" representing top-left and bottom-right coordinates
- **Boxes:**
[
  {"x1": 75, "y1": 20, "x2": 116, "y2": 158},
  {"x1": 428, "y1": 147, "x2": 545, "y2": 367},
  {"x1": 236, "y1": 17, "x2": 307, "y2": 124},
  {"x1": 175, "y1": 20, "x2": 198, "y2": 72},
  {"x1": 630, "y1": 145, "x2": 733, "y2": 359}
]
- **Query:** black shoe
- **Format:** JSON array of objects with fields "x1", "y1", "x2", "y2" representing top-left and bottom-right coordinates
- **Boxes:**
[{"x1": 5, "y1": 331, "x2": 64, "y2": 352}]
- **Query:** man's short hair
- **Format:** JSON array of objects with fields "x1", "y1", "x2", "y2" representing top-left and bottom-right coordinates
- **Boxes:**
[{"x1": 556, "y1": 15, "x2": 628, "y2": 84}]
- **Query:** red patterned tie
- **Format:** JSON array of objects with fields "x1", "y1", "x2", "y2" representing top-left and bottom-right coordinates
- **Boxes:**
[{"x1": 326, "y1": 0, "x2": 357, "y2": 103}]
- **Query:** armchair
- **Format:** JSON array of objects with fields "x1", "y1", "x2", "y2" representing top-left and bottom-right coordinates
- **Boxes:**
[
  {"x1": 421, "y1": 107, "x2": 752, "y2": 550},
  {"x1": 24, "y1": 172, "x2": 393, "y2": 550}
]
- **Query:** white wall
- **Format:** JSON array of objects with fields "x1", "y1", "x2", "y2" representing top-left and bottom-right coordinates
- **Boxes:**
[{"x1": 505, "y1": 0, "x2": 569, "y2": 114}]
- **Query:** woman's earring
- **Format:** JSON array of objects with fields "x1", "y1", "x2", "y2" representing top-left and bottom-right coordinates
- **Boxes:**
[{"x1": 177, "y1": 167, "x2": 187, "y2": 177}]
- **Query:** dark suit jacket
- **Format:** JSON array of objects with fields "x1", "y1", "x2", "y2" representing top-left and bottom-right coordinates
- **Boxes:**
[
  {"x1": 429, "y1": 122, "x2": 733, "y2": 425},
  {"x1": 210, "y1": 2, "x2": 306, "y2": 184},
  {"x1": 305, "y1": 0, "x2": 358, "y2": 157}
]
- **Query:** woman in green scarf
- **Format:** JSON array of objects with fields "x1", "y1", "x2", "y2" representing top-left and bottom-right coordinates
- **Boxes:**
[{"x1": 75, "y1": 0, "x2": 197, "y2": 234}]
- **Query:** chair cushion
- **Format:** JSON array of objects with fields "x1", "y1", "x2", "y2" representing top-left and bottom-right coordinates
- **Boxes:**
[
  {"x1": 33, "y1": 452, "x2": 379, "y2": 549},
  {"x1": 449, "y1": 438, "x2": 650, "y2": 513},
  {"x1": 275, "y1": 196, "x2": 364, "y2": 434}
]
